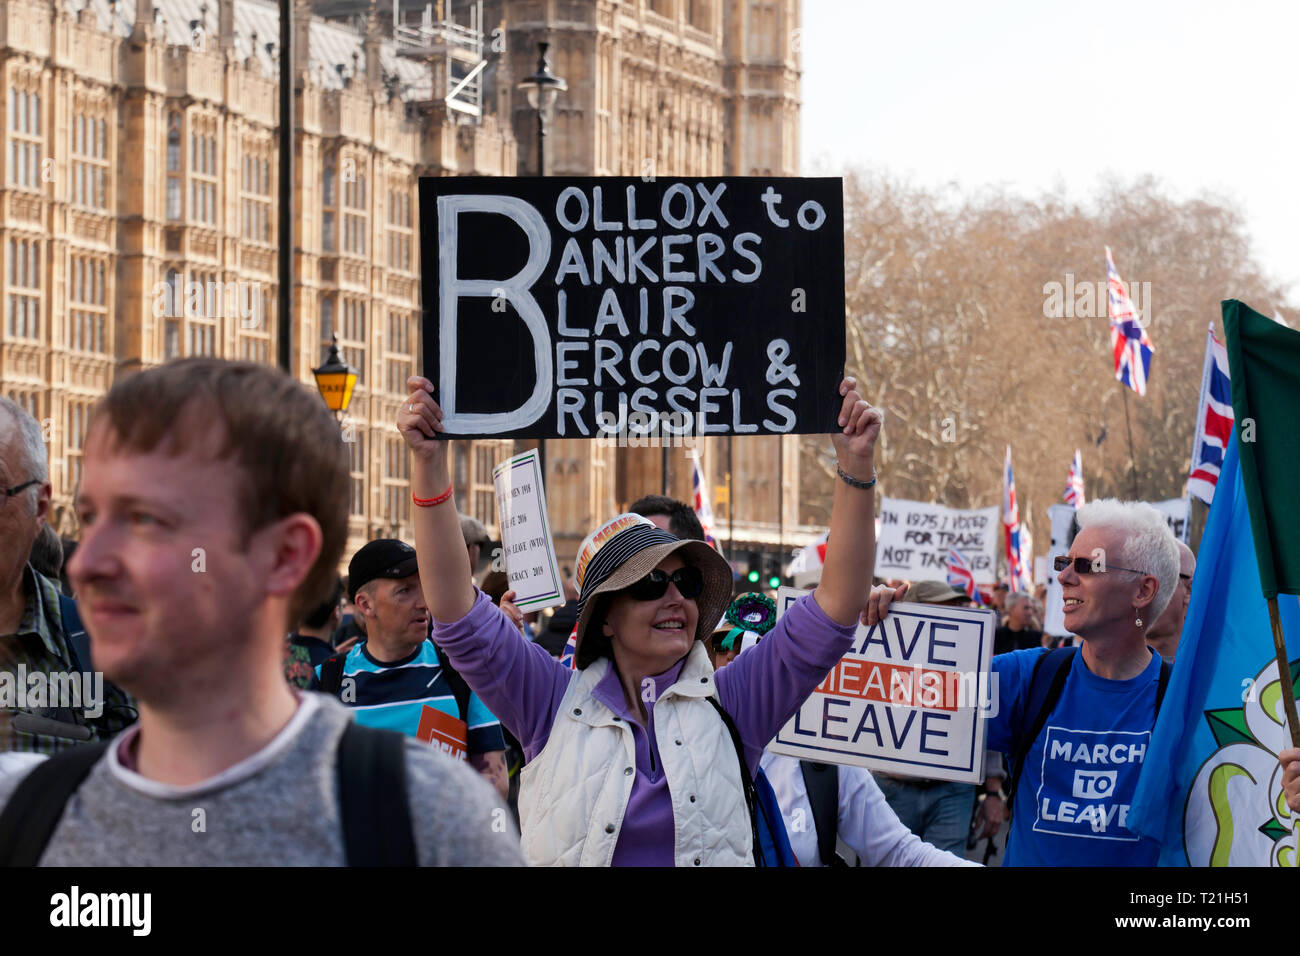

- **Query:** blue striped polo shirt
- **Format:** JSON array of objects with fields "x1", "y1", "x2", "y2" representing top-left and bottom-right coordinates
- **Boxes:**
[{"x1": 316, "y1": 640, "x2": 506, "y2": 756}]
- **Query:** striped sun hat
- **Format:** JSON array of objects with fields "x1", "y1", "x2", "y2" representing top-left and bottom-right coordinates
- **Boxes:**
[{"x1": 572, "y1": 514, "x2": 733, "y2": 668}]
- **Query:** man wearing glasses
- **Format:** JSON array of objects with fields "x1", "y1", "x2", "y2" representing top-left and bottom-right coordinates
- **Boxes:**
[
  {"x1": 0, "y1": 398, "x2": 134, "y2": 756},
  {"x1": 868, "y1": 498, "x2": 1181, "y2": 865},
  {"x1": 1144, "y1": 540, "x2": 1195, "y2": 664}
]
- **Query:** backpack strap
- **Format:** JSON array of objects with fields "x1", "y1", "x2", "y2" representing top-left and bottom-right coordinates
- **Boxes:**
[
  {"x1": 704, "y1": 696, "x2": 765, "y2": 867},
  {"x1": 1155, "y1": 656, "x2": 1172, "y2": 714},
  {"x1": 336, "y1": 722, "x2": 418, "y2": 867},
  {"x1": 1006, "y1": 647, "x2": 1076, "y2": 812},
  {"x1": 58, "y1": 593, "x2": 90, "y2": 674},
  {"x1": 0, "y1": 742, "x2": 110, "y2": 866},
  {"x1": 431, "y1": 642, "x2": 474, "y2": 727},
  {"x1": 318, "y1": 652, "x2": 348, "y2": 696},
  {"x1": 800, "y1": 760, "x2": 845, "y2": 867}
]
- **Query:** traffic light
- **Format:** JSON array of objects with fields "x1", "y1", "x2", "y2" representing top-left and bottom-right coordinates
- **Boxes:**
[
  {"x1": 746, "y1": 551, "x2": 761, "y2": 585},
  {"x1": 764, "y1": 556, "x2": 785, "y2": 590}
]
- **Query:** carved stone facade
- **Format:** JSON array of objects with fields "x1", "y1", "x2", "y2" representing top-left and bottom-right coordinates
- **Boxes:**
[
  {"x1": 0, "y1": 0, "x2": 817, "y2": 578},
  {"x1": 0, "y1": 0, "x2": 516, "y2": 561}
]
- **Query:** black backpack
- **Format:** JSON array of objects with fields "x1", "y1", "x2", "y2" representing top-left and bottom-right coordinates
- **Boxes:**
[
  {"x1": 1004, "y1": 647, "x2": 1172, "y2": 813},
  {"x1": 0, "y1": 722, "x2": 416, "y2": 866}
]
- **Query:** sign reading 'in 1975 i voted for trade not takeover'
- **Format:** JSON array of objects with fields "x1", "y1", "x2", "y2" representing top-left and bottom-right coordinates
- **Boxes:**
[{"x1": 418, "y1": 177, "x2": 846, "y2": 439}]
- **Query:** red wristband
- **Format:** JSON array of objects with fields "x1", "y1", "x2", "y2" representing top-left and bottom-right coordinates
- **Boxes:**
[{"x1": 413, "y1": 483, "x2": 454, "y2": 508}]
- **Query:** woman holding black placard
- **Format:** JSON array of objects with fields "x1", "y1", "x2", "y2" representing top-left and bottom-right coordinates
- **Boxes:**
[{"x1": 397, "y1": 372, "x2": 881, "y2": 866}]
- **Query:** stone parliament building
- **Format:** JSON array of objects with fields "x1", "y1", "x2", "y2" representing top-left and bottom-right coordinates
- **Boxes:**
[{"x1": 0, "y1": 0, "x2": 825, "y2": 580}]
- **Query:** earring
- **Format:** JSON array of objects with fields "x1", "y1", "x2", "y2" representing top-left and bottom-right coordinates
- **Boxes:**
[{"x1": 1135, "y1": 610, "x2": 1143, "y2": 628}]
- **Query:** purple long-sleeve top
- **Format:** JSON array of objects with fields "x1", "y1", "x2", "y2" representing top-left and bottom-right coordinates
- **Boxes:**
[{"x1": 434, "y1": 588, "x2": 858, "y2": 866}]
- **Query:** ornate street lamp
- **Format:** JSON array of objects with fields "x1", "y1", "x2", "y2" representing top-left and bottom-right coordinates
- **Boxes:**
[
  {"x1": 312, "y1": 333, "x2": 357, "y2": 418},
  {"x1": 517, "y1": 41, "x2": 567, "y2": 176},
  {"x1": 517, "y1": 41, "x2": 567, "y2": 480}
]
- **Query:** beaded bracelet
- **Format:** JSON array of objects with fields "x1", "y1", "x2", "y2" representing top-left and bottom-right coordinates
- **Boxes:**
[
  {"x1": 413, "y1": 483, "x2": 454, "y2": 508},
  {"x1": 836, "y1": 465, "x2": 878, "y2": 490}
]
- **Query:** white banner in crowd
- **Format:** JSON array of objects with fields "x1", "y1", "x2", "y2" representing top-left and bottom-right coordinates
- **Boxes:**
[
  {"x1": 1042, "y1": 496, "x2": 1193, "y2": 637},
  {"x1": 1150, "y1": 496, "x2": 1191, "y2": 543},
  {"x1": 1043, "y1": 504, "x2": 1077, "y2": 637},
  {"x1": 875, "y1": 497, "x2": 999, "y2": 584},
  {"x1": 767, "y1": 588, "x2": 996, "y2": 784},
  {"x1": 492, "y1": 450, "x2": 565, "y2": 613}
]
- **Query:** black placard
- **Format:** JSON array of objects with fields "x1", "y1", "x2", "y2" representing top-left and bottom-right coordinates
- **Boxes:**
[{"x1": 418, "y1": 177, "x2": 846, "y2": 439}]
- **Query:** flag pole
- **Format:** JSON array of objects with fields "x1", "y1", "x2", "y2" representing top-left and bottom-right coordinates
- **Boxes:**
[
  {"x1": 1266, "y1": 596, "x2": 1300, "y2": 749},
  {"x1": 1121, "y1": 386, "x2": 1139, "y2": 499}
]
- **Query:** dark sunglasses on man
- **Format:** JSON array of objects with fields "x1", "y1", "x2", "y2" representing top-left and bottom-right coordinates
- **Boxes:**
[
  {"x1": 1053, "y1": 555, "x2": 1149, "y2": 576},
  {"x1": 623, "y1": 566, "x2": 704, "y2": 602}
]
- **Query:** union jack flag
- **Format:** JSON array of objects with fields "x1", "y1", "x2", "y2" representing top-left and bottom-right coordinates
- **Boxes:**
[
  {"x1": 1064, "y1": 449, "x2": 1086, "y2": 508},
  {"x1": 559, "y1": 623, "x2": 578, "y2": 670},
  {"x1": 691, "y1": 452, "x2": 716, "y2": 547},
  {"x1": 1187, "y1": 324, "x2": 1233, "y2": 505},
  {"x1": 1107, "y1": 246, "x2": 1154, "y2": 395},
  {"x1": 946, "y1": 548, "x2": 983, "y2": 606},
  {"x1": 1002, "y1": 445, "x2": 1034, "y2": 593}
]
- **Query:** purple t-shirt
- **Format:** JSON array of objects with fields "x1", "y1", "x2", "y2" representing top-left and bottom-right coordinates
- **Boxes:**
[{"x1": 433, "y1": 589, "x2": 857, "y2": 866}]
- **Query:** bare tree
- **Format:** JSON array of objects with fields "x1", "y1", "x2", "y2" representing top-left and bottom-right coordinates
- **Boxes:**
[{"x1": 800, "y1": 171, "x2": 1289, "y2": 564}]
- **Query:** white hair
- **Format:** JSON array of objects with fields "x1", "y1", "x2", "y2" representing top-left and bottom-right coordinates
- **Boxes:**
[
  {"x1": 1005, "y1": 591, "x2": 1033, "y2": 611},
  {"x1": 1075, "y1": 498, "x2": 1180, "y2": 622},
  {"x1": 0, "y1": 396, "x2": 47, "y2": 512}
]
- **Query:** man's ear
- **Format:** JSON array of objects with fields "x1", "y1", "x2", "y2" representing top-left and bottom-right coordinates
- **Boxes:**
[
  {"x1": 353, "y1": 587, "x2": 374, "y2": 619},
  {"x1": 258, "y1": 513, "x2": 322, "y2": 603}
]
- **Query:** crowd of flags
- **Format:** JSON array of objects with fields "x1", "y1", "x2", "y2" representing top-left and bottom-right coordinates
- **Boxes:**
[{"x1": 679, "y1": 248, "x2": 1262, "y2": 602}]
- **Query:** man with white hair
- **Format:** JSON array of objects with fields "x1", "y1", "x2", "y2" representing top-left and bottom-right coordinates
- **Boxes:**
[
  {"x1": 1145, "y1": 540, "x2": 1196, "y2": 663},
  {"x1": 868, "y1": 498, "x2": 1179, "y2": 865},
  {"x1": 0, "y1": 398, "x2": 134, "y2": 754}
]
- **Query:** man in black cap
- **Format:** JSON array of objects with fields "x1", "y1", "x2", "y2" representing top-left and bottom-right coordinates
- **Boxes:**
[{"x1": 316, "y1": 539, "x2": 509, "y2": 798}]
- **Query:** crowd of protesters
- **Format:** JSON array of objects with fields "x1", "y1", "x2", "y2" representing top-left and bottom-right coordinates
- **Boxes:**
[{"x1": 4, "y1": 356, "x2": 1293, "y2": 868}]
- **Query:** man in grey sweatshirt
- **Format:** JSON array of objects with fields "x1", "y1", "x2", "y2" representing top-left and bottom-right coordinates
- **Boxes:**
[{"x1": 0, "y1": 359, "x2": 522, "y2": 866}]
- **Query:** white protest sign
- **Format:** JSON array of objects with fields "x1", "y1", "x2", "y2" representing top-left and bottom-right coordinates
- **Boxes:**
[
  {"x1": 875, "y1": 497, "x2": 999, "y2": 584},
  {"x1": 492, "y1": 449, "x2": 564, "y2": 613},
  {"x1": 767, "y1": 587, "x2": 996, "y2": 783},
  {"x1": 1043, "y1": 504, "x2": 1077, "y2": 638}
]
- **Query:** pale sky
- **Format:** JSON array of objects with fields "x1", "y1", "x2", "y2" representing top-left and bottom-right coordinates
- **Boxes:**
[{"x1": 801, "y1": 0, "x2": 1299, "y2": 301}]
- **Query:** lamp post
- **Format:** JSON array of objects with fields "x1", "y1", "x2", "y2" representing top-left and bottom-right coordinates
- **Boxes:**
[
  {"x1": 277, "y1": 0, "x2": 293, "y2": 371},
  {"x1": 517, "y1": 41, "x2": 567, "y2": 177},
  {"x1": 518, "y1": 41, "x2": 567, "y2": 482},
  {"x1": 312, "y1": 333, "x2": 358, "y2": 420}
]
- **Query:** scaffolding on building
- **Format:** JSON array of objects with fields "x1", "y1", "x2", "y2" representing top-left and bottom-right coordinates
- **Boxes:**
[{"x1": 312, "y1": 0, "x2": 488, "y2": 117}]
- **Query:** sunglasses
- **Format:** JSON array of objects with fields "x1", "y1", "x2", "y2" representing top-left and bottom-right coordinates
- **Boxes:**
[
  {"x1": 1053, "y1": 555, "x2": 1148, "y2": 576},
  {"x1": 623, "y1": 566, "x2": 704, "y2": 602}
]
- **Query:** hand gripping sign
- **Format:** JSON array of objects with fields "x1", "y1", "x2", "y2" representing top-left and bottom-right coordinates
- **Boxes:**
[
  {"x1": 418, "y1": 177, "x2": 846, "y2": 439},
  {"x1": 767, "y1": 588, "x2": 996, "y2": 784}
]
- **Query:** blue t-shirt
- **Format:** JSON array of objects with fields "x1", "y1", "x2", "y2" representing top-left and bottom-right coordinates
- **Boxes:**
[
  {"x1": 316, "y1": 640, "x2": 506, "y2": 756},
  {"x1": 988, "y1": 647, "x2": 1163, "y2": 866}
]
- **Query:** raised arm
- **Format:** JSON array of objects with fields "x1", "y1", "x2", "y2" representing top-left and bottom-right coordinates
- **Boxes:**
[
  {"x1": 813, "y1": 375, "x2": 883, "y2": 626},
  {"x1": 398, "y1": 375, "x2": 476, "y2": 622},
  {"x1": 397, "y1": 377, "x2": 570, "y2": 751}
]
